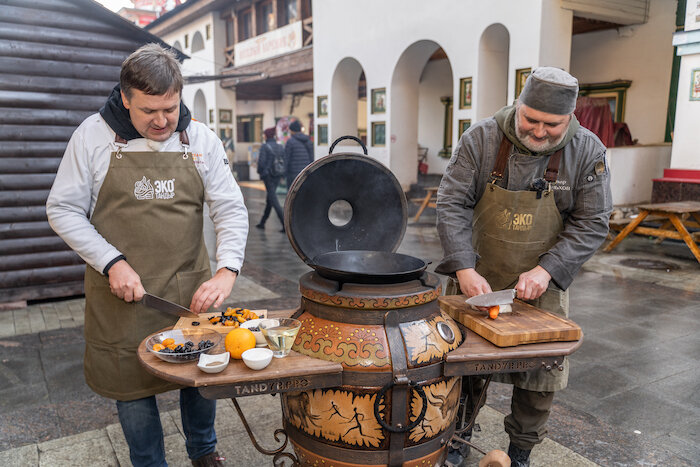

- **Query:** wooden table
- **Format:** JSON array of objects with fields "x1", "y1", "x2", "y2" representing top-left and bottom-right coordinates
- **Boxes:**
[
  {"x1": 138, "y1": 308, "x2": 582, "y2": 398},
  {"x1": 604, "y1": 201, "x2": 700, "y2": 262},
  {"x1": 411, "y1": 186, "x2": 438, "y2": 222}
]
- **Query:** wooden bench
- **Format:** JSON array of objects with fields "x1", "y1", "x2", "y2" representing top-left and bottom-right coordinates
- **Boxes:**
[{"x1": 410, "y1": 186, "x2": 438, "y2": 222}]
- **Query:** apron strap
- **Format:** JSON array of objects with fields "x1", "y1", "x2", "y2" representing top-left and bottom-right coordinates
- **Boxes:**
[
  {"x1": 544, "y1": 149, "x2": 563, "y2": 183},
  {"x1": 112, "y1": 131, "x2": 191, "y2": 158},
  {"x1": 489, "y1": 136, "x2": 512, "y2": 183}
]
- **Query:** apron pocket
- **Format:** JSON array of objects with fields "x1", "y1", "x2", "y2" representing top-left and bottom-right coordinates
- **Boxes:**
[{"x1": 176, "y1": 268, "x2": 211, "y2": 307}]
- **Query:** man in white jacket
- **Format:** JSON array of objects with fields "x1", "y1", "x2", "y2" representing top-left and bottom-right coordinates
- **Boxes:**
[{"x1": 46, "y1": 44, "x2": 248, "y2": 467}]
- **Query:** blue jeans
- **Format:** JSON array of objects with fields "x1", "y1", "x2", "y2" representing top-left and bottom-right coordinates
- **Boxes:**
[{"x1": 116, "y1": 387, "x2": 217, "y2": 467}]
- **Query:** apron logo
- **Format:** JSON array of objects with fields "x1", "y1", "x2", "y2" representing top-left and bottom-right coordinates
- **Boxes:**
[
  {"x1": 154, "y1": 178, "x2": 176, "y2": 199},
  {"x1": 134, "y1": 176, "x2": 154, "y2": 200},
  {"x1": 133, "y1": 176, "x2": 176, "y2": 200},
  {"x1": 496, "y1": 208, "x2": 534, "y2": 231}
]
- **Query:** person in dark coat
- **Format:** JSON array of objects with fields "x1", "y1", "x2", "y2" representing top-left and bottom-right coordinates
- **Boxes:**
[
  {"x1": 284, "y1": 119, "x2": 314, "y2": 189},
  {"x1": 256, "y1": 127, "x2": 285, "y2": 231}
]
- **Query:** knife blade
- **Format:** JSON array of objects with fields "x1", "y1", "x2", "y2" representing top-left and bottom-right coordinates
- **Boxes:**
[
  {"x1": 140, "y1": 292, "x2": 198, "y2": 318},
  {"x1": 465, "y1": 289, "x2": 516, "y2": 308}
]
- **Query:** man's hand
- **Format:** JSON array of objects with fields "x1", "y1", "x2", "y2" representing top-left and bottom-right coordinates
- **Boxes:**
[
  {"x1": 456, "y1": 268, "x2": 492, "y2": 297},
  {"x1": 515, "y1": 265, "x2": 551, "y2": 301},
  {"x1": 108, "y1": 260, "x2": 145, "y2": 302},
  {"x1": 189, "y1": 267, "x2": 237, "y2": 314}
]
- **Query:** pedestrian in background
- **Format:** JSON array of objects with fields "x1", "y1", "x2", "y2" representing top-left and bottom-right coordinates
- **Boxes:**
[
  {"x1": 284, "y1": 119, "x2": 314, "y2": 190},
  {"x1": 256, "y1": 127, "x2": 286, "y2": 232}
]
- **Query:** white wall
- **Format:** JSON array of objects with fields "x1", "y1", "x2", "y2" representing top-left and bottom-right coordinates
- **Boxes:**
[
  {"x1": 570, "y1": 0, "x2": 676, "y2": 144},
  {"x1": 608, "y1": 144, "x2": 672, "y2": 204},
  {"x1": 313, "y1": 0, "x2": 566, "y2": 188},
  {"x1": 418, "y1": 59, "x2": 452, "y2": 175}
]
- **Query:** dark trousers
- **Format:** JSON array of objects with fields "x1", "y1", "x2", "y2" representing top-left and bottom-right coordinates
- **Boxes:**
[
  {"x1": 459, "y1": 376, "x2": 554, "y2": 451},
  {"x1": 259, "y1": 176, "x2": 284, "y2": 226}
]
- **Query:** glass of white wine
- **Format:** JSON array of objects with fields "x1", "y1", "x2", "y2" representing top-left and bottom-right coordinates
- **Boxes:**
[{"x1": 258, "y1": 318, "x2": 301, "y2": 358}]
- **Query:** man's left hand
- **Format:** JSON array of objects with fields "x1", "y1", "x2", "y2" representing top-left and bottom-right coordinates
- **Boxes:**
[
  {"x1": 515, "y1": 266, "x2": 551, "y2": 301},
  {"x1": 189, "y1": 268, "x2": 238, "y2": 314}
]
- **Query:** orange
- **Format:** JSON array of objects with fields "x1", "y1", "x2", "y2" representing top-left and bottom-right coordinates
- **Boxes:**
[{"x1": 225, "y1": 328, "x2": 256, "y2": 359}]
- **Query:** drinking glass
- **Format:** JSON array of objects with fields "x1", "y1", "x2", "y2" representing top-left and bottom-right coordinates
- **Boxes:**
[{"x1": 258, "y1": 318, "x2": 301, "y2": 358}]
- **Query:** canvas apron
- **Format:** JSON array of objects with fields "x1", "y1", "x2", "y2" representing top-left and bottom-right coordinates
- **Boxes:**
[
  {"x1": 446, "y1": 137, "x2": 569, "y2": 392},
  {"x1": 83, "y1": 132, "x2": 211, "y2": 401}
]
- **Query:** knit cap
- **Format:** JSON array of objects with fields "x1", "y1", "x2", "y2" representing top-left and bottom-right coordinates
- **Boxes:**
[{"x1": 519, "y1": 67, "x2": 579, "y2": 115}]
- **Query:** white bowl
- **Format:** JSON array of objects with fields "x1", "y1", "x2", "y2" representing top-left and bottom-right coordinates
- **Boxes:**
[
  {"x1": 241, "y1": 347, "x2": 273, "y2": 370},
  {"x1": 197, "y1": 352, "x2": 230, "y2": 373},
  {"x1": 240, "y1": 319, "x2": 266, "y2": 346}
]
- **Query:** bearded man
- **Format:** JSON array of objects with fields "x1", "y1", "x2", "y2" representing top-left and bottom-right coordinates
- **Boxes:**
[{"x1": 436, "y1": 67, "x2": 612, "y2": 467}]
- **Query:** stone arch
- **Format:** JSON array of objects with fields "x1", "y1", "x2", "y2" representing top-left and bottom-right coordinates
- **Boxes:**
[
  {"x1": 192, "y1": 89, "x2": 207, "y2": 123},
  {"x1": 477, "y1": 23, "x2": 510, "y2": 121},
  {"x1": 329, "y1": 57, "x2": 365, "y2": 148},
  {"x1": 191, "y1": 31, "x2": 205, "y2": 53},
  {"x1": 390, "y1": 40, "x2": 453, "y2": 189},
  {"x1": 172, "y1": 40, "x2": 183, "y2": 52}
]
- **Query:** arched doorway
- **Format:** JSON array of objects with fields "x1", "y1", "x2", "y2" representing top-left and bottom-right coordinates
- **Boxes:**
[
  {"x1": 193, "y1": 89, "x2": 207, "y2": 124},
  {"x1": 390, "y1": 40, "x2": 453, "y2": 189},
  {"x1": 330, "y1": 57, "x2": 366, "y2": 149},
  {"x1": 191, "y1": 31, "x2": 205, "y2": 53},
  {"x1": 172, "y1": 40, "x2": 183, "y2": 52},
  {"x1": 477, "y1": 24, "x2": 510, "y2": 121}
]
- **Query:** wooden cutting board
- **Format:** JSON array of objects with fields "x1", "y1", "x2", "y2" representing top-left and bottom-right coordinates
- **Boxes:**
[
  {"x1": 439, "y1": 295, "x2": 581, "y2": 347},
  {"x1": 174, "y1": 309, "x2": 267, "y2": 334}
]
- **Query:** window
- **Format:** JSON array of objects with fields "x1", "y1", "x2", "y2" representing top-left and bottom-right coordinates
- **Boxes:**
[
  {"x1": 279, "y1": 0, "x2": 298, "y2": 26},
  {"x1": 205, "y1": 24, "x2": 211, "y2": 40},
  {"x1": 236, "y1": 114, "x2": 263, "y2": 142},
  {"x1": 225, "y1": 18, "x2": 235, "y2": 46},
  {"x1": 258, "y1": 1, "x2": 274, "y2": 33},
  {"x1": 238, "y1": 8, "x2": 252, "y2": 41}
]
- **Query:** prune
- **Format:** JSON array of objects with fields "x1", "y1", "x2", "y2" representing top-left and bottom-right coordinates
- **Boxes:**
[{"x1": 191, "y1": 321, "x2": 200, "y2": 326}]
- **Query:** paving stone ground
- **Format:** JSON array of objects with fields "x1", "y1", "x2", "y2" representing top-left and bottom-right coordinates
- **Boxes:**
[{"x1": 0, "y1": 183, "x2": 697, "y2": 466}]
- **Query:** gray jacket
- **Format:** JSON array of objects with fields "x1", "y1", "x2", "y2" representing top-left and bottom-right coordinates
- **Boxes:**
[{"x1": 436, "y1": 106, "x2": 612, "y2": 290}]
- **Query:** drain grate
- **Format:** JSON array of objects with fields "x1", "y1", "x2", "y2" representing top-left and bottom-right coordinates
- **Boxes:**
[{"x1": 619, "y1": 258, "x2": 680, "y2": 271}]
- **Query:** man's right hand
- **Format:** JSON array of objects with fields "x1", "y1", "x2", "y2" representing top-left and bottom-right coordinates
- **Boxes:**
[
  {"x1": 107, "y1": 260, "x2": 145, "y2": 302},
  {"x1": 456, "y1": 268, "x2": 492, "y2": 298}
]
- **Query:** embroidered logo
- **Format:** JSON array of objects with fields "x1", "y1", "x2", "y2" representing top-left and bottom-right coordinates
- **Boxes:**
[
  {"x1": 192, "y1": 153, "x2": 205, "y2": 165},
  {"x1": 134, "y1": 176, "x2": 154, "y2": 200},
  {"x1": 154, "y1": 178, "x2": 176, "y2": 199},
  {"x1": 496, "y1": 208, "x2": 534, "y2": 231}
]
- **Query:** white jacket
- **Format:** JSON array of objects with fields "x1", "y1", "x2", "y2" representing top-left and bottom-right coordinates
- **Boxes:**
[{"x1": 46, "y1": 114, "x2": 248, "y2": 275}]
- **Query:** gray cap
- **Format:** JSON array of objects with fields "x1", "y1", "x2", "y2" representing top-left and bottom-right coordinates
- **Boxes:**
[{"x1": 519, "y1": 67, "x2": 579, "y2": 115}]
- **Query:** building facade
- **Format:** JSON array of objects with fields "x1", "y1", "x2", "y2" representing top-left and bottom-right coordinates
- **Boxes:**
[
  {"x1": 147, "y1": 0, "x2": 314, "y2": 181},
  {"x1": 313, "y1": 0, "x2": 679, "y2": 204}
]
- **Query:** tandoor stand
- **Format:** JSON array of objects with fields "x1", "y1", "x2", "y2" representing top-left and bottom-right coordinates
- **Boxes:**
[{"x1": 138, "y1": 308, "x2": 582, "y2": 466}]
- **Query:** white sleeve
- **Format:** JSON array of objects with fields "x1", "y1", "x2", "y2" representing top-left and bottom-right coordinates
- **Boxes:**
[
  {"x1": 46, "y1": 128, "x2": 123, "y2": 274},
  {"x1": 202, "y1": 133, "x2": 249, "y2": 272}
]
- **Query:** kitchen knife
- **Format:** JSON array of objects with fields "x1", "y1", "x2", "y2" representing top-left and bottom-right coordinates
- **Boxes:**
[
  {"x1": 140, "y1": 292, "x2": 198, "y2": 318},
  {"x1": 465, "y1": 289, "x2": 517, "y2": 308}
]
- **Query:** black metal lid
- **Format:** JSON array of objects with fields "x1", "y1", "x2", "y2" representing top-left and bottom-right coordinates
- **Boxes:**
[{"x1": 284, "y1": 136, "x2": 408, "y2": 265}]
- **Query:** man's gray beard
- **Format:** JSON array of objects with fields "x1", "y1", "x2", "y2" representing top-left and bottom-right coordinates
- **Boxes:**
[{"x1": 515, "y1": 117, "x2": 568, "y2": 153}]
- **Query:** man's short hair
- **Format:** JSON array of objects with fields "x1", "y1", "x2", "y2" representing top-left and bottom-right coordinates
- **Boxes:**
[{"x1": 120, "y1": 43, "x2": 183, "y2": 99}]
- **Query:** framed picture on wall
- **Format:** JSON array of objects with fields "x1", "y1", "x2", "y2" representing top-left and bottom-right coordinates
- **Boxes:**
[
  {"x1": 317, "y1": 124, "x2": 328, "y2": 145},
  {"x1": 459, "y1": 77, "x2": 472, "y2": 109},
  {"x1": 219, "y1": 109, "x2": 233, "y2": 124},
  {"x1": 317, "y1": 95, "x2": 329, "y2": 117},
  {"x1": 691, "y1": 68, "x2": 700, "y2": 101},
  {"x1": 371, "y1": 88, "x2": 386, "y2": 114},
  {"x1": 458, "y1": 119, "x2": 471, "y2": 135},
  {"x1": 515, "y1": 68, "x2": 531, "y2": 99},
  {"x1": 371, "y1": 121, "x2": 386, "y2": 146}
]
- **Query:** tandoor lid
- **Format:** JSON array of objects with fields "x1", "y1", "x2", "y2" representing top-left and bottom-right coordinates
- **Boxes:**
[{"x1": 284, "y1": 148, "x2": 407, "y2": 265}]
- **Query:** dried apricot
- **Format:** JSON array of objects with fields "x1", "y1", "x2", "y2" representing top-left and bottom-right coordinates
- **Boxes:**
[
  {"x1": 249, "y1": 312, "x2": 258, "y2": 319},
  {"x1": 162, "y1": 338, "x2": 175, "y2": 346},
  {"x1": 152, "y1": 343, "x2": 165, "y2": 351},
  {"x1": 224, "y1": 320, "x2": 235, "y2": 326}
]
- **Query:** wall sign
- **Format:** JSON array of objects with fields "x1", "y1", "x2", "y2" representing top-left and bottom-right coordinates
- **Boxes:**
[{"x1": 234, "y1": 21, "x2": 302, "y2": 67}]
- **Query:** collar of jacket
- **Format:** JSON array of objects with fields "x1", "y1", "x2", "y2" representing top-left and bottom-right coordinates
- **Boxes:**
[
  {"x1": 494, "y1": 104, "x2": 579, "y2": 156},
  {"x1": 99, "y1": 84, "x2": 192, "y2": 141}
]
